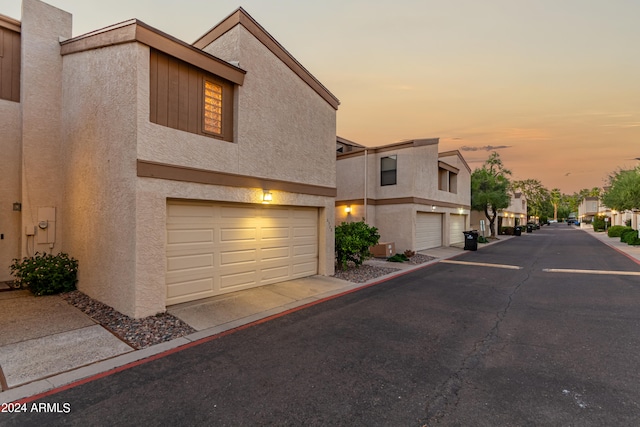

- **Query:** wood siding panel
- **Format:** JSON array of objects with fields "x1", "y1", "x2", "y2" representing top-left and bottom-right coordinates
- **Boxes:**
[
  {"x1": 167, "y1": 58, "x2": 180, "y2": 129},
  {"x1": 0, "y1": 28, "x2": 20, "y2": 102},
  {"x1": 188, "y1": 67, "x2": 199, "y2": 134},
  {"x1": 155, "y1": 51, "x2": 169, "y2": 126},
  {"x1": 177, "y1": 62, "x2": 189, "y2": 131},
  {"x1": 149, "y1": 48, "x2": 234, "y2": 142}
]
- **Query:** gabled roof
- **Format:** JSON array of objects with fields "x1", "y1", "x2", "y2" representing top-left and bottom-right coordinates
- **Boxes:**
[
  {"x1": 438, "y1": 150, "x2": 472, "y2": 174},
  {"x1": 60, "y1": 19, "x2": 246, "y2": 85},
  {"x1": 193, "y1": 8, "x2": 339, "y2": 110}
]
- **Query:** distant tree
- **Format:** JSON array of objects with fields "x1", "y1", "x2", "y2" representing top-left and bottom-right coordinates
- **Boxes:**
[
  {"x1": 512, "y1": 179, "x2": 550, "y2": 219},
  {"x1": 602, "y1": 168, "x2": 640, "y2": 211},
  {"x1": 471, "y1": 152, "x2": 511, "y2": 237}
]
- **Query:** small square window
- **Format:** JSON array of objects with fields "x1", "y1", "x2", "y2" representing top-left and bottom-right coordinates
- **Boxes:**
[{"x1": 381, "y1": 156, "x2": 397, "y2": 186}]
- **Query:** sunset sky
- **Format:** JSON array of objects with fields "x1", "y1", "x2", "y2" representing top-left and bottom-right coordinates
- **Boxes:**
[{"x1": 5, "y1": 0, "x2": 639, "y2": 193}]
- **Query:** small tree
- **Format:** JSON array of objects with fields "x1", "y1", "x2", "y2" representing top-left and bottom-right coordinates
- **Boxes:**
[
  {"x1": 471, "y1": 152, "x2": 511, "y2": 237},
  {"x1": 335, "y1": 220, "x2": 380, "y2": 270}
]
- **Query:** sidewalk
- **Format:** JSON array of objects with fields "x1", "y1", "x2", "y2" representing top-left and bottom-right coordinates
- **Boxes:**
[
  {"x1": 579, "y1": 225, "x2": 640, "y2": 264},
  {"x1": 0, "y1": 235, "x2": 508, "y2": 403}
]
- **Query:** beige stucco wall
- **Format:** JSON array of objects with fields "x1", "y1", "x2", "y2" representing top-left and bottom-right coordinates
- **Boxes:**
[
  {"x1": 130, "y1": 24, "x2": 337, "y2": 316},
  {"x1": 61, "y1": 42, "x2": 140, "y2": 316},
  {"x1": 437, "y1": 152, "x2": 471, "y2": 207},
  {"x1": 0, "y1": 100, "x2": 22, "y2": 281},
  {"x1": 20, "y1": 0, "x2": 71, "y2": 257},
  {"x1": 336, "y1": 144, "x2": 471, "y2": 249},
  {"x1": 142, "y1": 24, "x2": 337, "y2": 189}
]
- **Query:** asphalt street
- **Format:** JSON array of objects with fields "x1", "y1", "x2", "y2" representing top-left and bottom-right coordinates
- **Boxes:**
[{"x1": 3, "y1": 224, "x2": 640, "y2": 426}]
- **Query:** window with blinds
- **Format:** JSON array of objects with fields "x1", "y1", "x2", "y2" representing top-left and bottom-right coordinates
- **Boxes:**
[{"x1": 203, "y1": 80, "x2": 223, "y2": 135}]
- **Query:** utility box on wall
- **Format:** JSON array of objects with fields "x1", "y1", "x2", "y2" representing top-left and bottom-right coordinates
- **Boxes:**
[
  {"x1": 370, "y1": 242, "x2": 395, "y2": 258},
  {"x1": 37, "y1": 207, "x2": 56, "y2": 244}
]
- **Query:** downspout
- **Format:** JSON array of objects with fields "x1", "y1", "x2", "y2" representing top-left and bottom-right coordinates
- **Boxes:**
[{"x1": 364, "y1": 149, "x2": 368, "y2": 223}]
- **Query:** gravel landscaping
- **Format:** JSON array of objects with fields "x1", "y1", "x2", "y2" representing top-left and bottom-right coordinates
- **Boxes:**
[
  {"x1": 60, "y1": 291, "x2": 195, "y2": 350},
  {"x1": 332, "y1": 253, "x2": 436, "y2": 283}
]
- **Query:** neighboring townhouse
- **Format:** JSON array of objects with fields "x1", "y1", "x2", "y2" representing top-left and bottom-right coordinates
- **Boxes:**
[
  {"x1": 1, "y1": 0, "x2": 339, "y2": 318},
  {"x1": 578, "y1": 197, "x2": 600, "y2": 223},
  {"x1": 335, "y1": 138, "x2": 471, "y2": 252},
  {"x1": 470, "y1": 191, "x2": 527, "y2": 234}
]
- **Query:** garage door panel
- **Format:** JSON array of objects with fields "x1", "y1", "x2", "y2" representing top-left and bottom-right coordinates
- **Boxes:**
[
  {"x1": 220, "y1": 206, "x2": 258, "y2": 219},
  {"x1": 167, "y1": 201, "x2": 318, "y2": 305},
  {"x1": 167, "y1": 253, "x2": 214, "y2": 272},
  {"x1": 220, "y1": 227, "x2": 257, "y2": 242},
  {"x1": 293, "y1": 226, "x2": 316, "y2": 239},
  {"x1": 261, "y1": 246, "x2": 290, "y2": 261},
  {"x1": 166, "y1": 278, "x2": 213, "y2": 298},
  {"x1": 220, "y1": 270, "x2": 257, "y2": 289},
  {"x1": 167, "y1": 203, "x2": 216, "y2": 219},
  {"x1": 220, "y1": 249, "x2": 257, "y2": 266},
  {"x1": 263, "y1": 208, "x2": 290, "y2": 218},
  {"x1": 167, "y1": 229, "x2": 215, "y2": 245},
  {"x1": 294, "y1": 209, "x2": 317, "y2": 220},
  {"x1": 261, "y1": 265, "x2": 290, "y2": 281},
  {"x1": 262, "y1": 227, "x2": 290, "y2": 240},
  {"x1": 292, "y1": 261, "x2": 316, "y2": 276},
  {"x1": 293, "y1": 244, "x2": 316, "y2": 257}
]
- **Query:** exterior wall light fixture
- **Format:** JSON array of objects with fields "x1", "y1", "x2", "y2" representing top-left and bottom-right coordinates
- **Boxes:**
[
  {"x1": 13, "y1": 202, "x2": 22, "y2": 211},
  {"x1": 262, "y1": 191, "x2": 272, "y2": 203},
  {"x1": 345, "y1": 206, "x2": 352, "y2": 213},
  {"x1": 432, "y1": 205, "x2": 436, "y2": 211}
]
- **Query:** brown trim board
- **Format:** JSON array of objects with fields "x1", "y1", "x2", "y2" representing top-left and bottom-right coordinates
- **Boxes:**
[
  {"x1": 137, "y1": 160, "x2": 336, "y2": 197},
  {"x1": 336, "y1": 197, "x2": 470, "y2": 210}
]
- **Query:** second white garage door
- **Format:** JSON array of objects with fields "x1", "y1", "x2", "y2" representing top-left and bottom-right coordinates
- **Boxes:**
[
  {"x1": 415, "y1": 212, "x2": 442, "y2": 250},
  {"x1": 166, "y1": 201, "x2": 318, "y2": 305},
  {"x1": 449, "y1": 214, "x2": 466, "y2": 245}
]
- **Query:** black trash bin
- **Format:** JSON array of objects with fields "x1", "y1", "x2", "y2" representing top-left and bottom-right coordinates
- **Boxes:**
[
  {"x1": 463, "y1": 230, "x2": 479, "y2": 251},
  {"x1": 514, "y1": 226, "x2": 522, "y2": 236},
  {"x1": 526, "y1": 224, "x2": 533, "y2": 233}
]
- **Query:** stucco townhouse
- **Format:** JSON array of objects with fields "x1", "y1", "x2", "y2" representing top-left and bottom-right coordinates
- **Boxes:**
[
  {"x1": 470, "y1": 191, "x2": 528, "y2": 235},
  {"x1": 335, "y1": 137, "x2": 472, "y2": 252},
  {"x1": 0, "y1": 0, "x2": 339, "y2": 318}
]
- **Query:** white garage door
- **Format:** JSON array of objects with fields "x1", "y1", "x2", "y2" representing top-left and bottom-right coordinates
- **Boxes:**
[
  {"x1": 449, "y1": 214, "x2": 466, "y2": 245},
  {"x1": 166, "y1": 201, "x2": 318, "y2": 305},
  {"x1": 416, "y1": 212, "x2": 442, "y2": 250}
]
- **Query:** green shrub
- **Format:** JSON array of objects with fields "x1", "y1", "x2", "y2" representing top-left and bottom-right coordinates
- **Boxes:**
[
  {"x1": 621, "y1": 229, "x2": 639, "y2": 245},
  {"x1": 10, "y1": 252, "x2": 78, "y2": 296},
  {"x1": 608, "y1": 225, "x2": 631, "y2": 238},
  {"x1": 592, "y1": 217, "x2": 605, "y2": 232},
  {"x1": 335, "y1": 221, "x2": 380, "y2": 270},
  {"x1": 387, "y1": 253, "x2": 409, "y2": 263},
  {"x1": 478, "y1": 236, "x2": 489, "y2": 243}
]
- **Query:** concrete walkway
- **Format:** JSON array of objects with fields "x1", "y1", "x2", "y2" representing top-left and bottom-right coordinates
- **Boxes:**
[{"x1": 3, "y1": 228, "x2": 635, "y2": 404}]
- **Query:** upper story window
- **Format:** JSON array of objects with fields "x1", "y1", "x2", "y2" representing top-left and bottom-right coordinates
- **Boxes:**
[
  {"x1": 150, "y1": 49, "x2": 234, "y2": 142},
  {"x1": 203, "y1": 80, "x2": 223, "y2": 135},
  {"x1": 0, "y1": 26, "x2": 21, "y2": 103},
  {"x1": 381, "y1": 155, "x2": 397, "y2": 186},
  {"x1": 438, "y1": 165, "x2": 457, "y2": 193}
]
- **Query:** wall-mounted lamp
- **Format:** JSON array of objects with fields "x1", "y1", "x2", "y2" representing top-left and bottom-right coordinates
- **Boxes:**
[
  {"x1": 13, "y1": 202, "x2": 22, "y2": 212},
  {"x1": 345, "y1": 206, "x2": 352, "y2": 214},
  {"x1": 458, "y1": 207, "x2": 464, "y2": 214},
  {"x1": 262, "y1": 191, "x2": 272, "y2": 204},
  {"x1": 431, "y1": 205, "x2": 436, "y2": 211}
]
